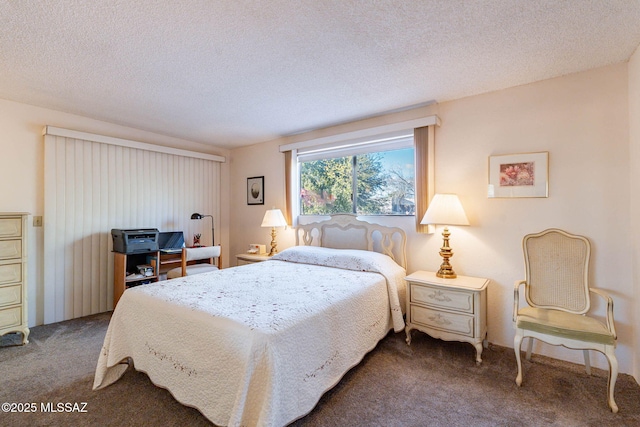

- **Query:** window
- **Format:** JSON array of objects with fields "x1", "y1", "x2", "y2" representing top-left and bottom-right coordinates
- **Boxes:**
[
  {"x1": 299, "y1": 146, "x2": 415, "y2": 216},
  {"x1": 282, "y1": 117, "x2": 437, "y2": 228}
]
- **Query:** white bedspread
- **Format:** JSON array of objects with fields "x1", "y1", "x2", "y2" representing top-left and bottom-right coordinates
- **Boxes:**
[{"x1": 93, "y1": 247, "x2": 406, "y2": 427}]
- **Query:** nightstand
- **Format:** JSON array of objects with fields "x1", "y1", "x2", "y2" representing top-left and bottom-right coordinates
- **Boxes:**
[
  {"x1": 405, "y1": 271, "x2": 489, "y2": 365},
  {"x1": 235, "y1": 253, "x2": 271, "y2": 266}
]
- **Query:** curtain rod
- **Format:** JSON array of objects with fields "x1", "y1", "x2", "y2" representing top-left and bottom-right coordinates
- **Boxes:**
[{"x1": 279, "y1": 115, "x2": 440, "y2": 153}]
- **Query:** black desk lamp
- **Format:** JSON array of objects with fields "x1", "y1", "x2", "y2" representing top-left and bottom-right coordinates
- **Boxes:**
[{"x1": 191, "y1": 213, "x2": 215, "y2": 246}]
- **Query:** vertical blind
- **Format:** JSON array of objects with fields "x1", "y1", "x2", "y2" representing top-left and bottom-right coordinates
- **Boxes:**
[{"x1": 43, "y1": 129, "x2": 222, "y2": 323}]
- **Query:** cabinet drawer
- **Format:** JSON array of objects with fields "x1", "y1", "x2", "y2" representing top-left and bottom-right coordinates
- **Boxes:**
[
  {"x1": 0, "y1": 284, "x2": 21, "y2": 308},
  {"x1": 410, "y1": 283, "x2": 474, "y2": 314},
  {"x1": 0, "y1": 306, "x2": 22, "y2": 329},
  {"x1": 0, "y1": 263, "x2": 22, "y2": 285},
  {"x1": 411, "y1": 305, "x2": 475, "y2": 337},
  {"x1": 0, "y1": 218, "x2": 22, "y2": 239},
  {"x1": 0, "y1": 240, "x2": 22, "y2": 260}
]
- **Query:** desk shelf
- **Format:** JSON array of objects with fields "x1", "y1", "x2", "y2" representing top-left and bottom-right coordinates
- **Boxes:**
[
  {"x1": 156, "y1": 251, "x2": 183, "y2": 275},
  {"x1": 113, "y1": 251, "x2": 159, "y2": 307}
]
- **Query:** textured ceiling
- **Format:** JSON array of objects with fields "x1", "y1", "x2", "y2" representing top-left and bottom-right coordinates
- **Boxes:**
[{"x1": 1, "y1": 1, "x2": 640, "y2": 149}]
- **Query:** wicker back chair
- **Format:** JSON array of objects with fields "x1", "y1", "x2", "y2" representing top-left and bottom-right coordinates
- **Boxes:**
[{"x1": 513, "y1": 229, "x2": 618, "y2": 412}]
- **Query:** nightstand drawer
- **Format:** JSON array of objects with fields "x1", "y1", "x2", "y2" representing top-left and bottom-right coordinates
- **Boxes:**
[
  {"x1": 411, "y1": 305, "x2": 474, "y2": 337},
  {"x1": 0, "y1": 284, "x2": 22, "y2": 307},
  {"x1": 0, "y1": 306, "x2": 22, "y2": 329},
  {"x1": 410, "y1": 283, "x2": 474, "y2": 314}
]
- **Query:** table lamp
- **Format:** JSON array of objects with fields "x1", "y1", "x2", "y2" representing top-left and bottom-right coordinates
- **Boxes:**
[
  {"x1": 261, "y1": 208, "x2": 288, "y2": 256},
  {"x1": 420, "y1": 194, "x2": 469, "y2": 278}
]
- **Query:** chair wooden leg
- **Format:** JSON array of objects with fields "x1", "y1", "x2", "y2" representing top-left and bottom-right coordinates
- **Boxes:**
[
  {"x1": 514, "y1": 330, "x2": 524, "y2": 386},
  {"x1": 526, "y1": 337, "x2": 534, "y2": 361},
  {"x1": 604, "y1": 347, "x2": 618, "y2": 413},
  {"x1": 583, "y1": 349, "x2": 591, "y2": 375}
]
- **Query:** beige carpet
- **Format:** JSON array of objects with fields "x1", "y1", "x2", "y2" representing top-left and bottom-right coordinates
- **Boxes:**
[{"x1": 1, "y1": 312, "x2": 639, "y2": 426}]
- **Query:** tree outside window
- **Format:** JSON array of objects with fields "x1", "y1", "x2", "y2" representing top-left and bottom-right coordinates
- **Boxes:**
[{"x1": 299, "y1": 148, "x2": 414, "y2": 216}]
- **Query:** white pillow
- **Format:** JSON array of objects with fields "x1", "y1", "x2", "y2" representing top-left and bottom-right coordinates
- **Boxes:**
[{"x1": 271, "y1": 246, "x2": 403, "y2": 274}]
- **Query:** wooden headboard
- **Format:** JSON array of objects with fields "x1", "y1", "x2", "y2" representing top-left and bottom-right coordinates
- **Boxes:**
[{"x1": 295, "y1": 214, "x2": 407, "y2": 269}]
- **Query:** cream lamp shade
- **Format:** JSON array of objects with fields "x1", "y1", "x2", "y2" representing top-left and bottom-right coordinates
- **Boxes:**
[
  {"x1": 261, "y1": 208, "x2": 287, "y2": 256},
  {"x1": 420, "y1": 194, "x2": 469, "y2": 278},
  {"x1": 261, "y1": 208, "x2": 288, "y2": 228},
  {"x1": 420, "y1": 194, "x2": 469, "y2": 226}
]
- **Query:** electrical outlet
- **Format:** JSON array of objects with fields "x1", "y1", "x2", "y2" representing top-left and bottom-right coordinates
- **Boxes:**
[{"x1": 33, "y1": 216, "x2": 43, "y2": 227}]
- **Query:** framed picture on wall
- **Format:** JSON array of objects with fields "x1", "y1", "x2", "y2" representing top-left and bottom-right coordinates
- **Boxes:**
[
  {"x1": 488, "y1": 152, "x2": 549, "y2": 198},
  {"x1": 247, "y1": 176, "x2": 265, "y2": 205}
]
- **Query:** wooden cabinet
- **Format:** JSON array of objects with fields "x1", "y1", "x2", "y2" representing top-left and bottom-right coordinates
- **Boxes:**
[
  {"x1": 113, "y1": 251, "x2": 159, "y2": 307},
  {"x1": 0, "y1": 213, "x2": 29, "y2": 344},
  {"x1": 405, "y1": 271, "x2": 489, "y2": 365}
]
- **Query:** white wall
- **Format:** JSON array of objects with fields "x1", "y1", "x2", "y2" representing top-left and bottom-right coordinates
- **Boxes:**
[
  {"x1": 229, "y1": 63, "x2": 637, "y2": 376},
  {"x1": 229, "y1": 140, "x2": 292, "y2": 255},
  {"x1": 629, "y1": 44, "x2": 640, "y2": 382},
  {"x1": 0, "y1": 98, "x2": 231, "y2": 326},
  {"x1": 435, "y1": 63, "x2": 632, "y2": 375}
]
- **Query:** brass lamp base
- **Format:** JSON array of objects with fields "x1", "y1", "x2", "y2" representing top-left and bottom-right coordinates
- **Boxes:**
[
  {"x1": 436, "y1": 263, "x2": 457, "y2": 279},
  {"x1": 436, "y1": 226, "x2": 457, "y2": 279},
  {"x1": 268, "y1": 227, "x2": 278, "y2": 256}
]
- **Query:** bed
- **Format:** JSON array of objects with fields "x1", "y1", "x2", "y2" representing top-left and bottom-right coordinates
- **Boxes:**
[{"x1": 94, "y1": 215, "x2": 407, "y2": 426}]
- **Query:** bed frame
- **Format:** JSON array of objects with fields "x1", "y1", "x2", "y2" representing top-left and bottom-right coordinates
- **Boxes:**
[{"x1": 295, "y1": 214, "x2": 407, "y2": 269}]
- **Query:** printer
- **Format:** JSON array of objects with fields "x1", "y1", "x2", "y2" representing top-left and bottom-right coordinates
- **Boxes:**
[{"x1": 111, "y1": 228, "x2": 159, "y2": 254}]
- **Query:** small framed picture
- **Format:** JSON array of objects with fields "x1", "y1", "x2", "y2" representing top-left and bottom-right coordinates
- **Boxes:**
[
  {"x1": 488, "y1": 152, "x2": 549, "y2": 198},
  {"x1": 247, "y1": 176, "x2": 264, "y2": 205}
]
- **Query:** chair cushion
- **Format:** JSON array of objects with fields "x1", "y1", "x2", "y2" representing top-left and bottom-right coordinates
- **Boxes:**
[
  {"x1": 516, "y1": 307, "x2": 615, "y2": 345},
  {"x1": 166, "y1": 264, "x2": 219, "y2": 280},
  {"x1": 183, "y1": 264, "x2": 219, "y2": 275},
  {"x1": 167, "y1": 264, "x2": 218, "y2": 279}
]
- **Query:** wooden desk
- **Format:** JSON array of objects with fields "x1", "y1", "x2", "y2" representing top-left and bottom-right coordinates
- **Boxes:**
[
  {"x1": 114, "y1": 248, "x2": 222, "y2": 307},
  {"x1": 156, "y1": 251, "x2": 183, "y2": 275}
]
